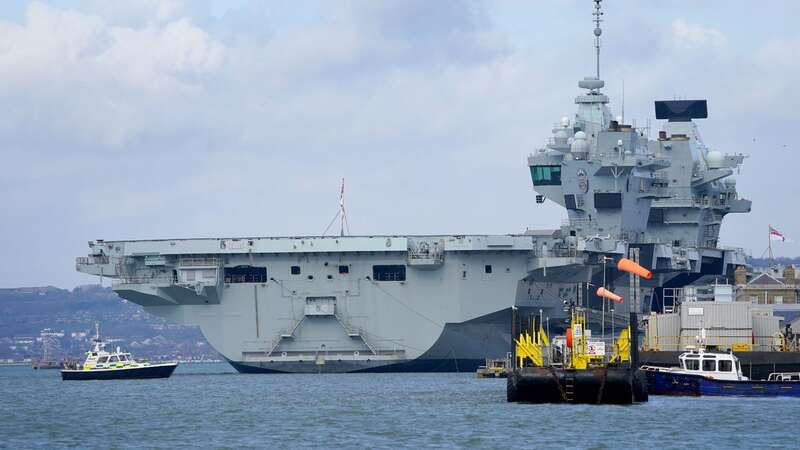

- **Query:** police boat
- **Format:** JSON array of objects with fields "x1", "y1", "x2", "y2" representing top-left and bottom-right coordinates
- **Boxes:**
[{"x1": 61, "y1": 325, "x2": 178, "y2": 381}]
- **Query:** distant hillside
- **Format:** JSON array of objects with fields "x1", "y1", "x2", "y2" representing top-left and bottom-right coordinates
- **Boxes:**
[
  {"x1": 0, "y1": 285, "x2": 218, "y2": 363},
  {"x1": 747, "y1": 257, "x2": 800, "y2": 268}
]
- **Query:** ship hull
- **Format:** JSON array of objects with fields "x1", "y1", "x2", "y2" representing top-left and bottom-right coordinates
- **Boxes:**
[
  {"x1": 76, "y1": 235, "x2": 744, "y2": 374},
  {"x1": 32, "y1": 361, "x2": 62, "y2": 370},
  {"x1": 645, "y1": 370, "x2": 800, "y2": 397},
  {"x1": 61, "y1": 363, "x2": 178, "y2": 380},
  {"x1": 117, "y1": 242, "x2": 537, "y2": 374}
]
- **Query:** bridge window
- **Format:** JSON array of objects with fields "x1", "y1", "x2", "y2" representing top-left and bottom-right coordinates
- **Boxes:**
[
  {"x1": 684, "y1": 358, "x2": 699, "y2": 371},
  {"x1": 530, "y1": 165, "x2": 562, "y2": 186},
  {"x1": 718, "y1": 360, "x2": 732, "y2": 372},
  {"x1": 372, "y1": 265, "x2": 406, "y2": 281},
  {"x1": 594, "y1": 192, "x2": 622, "y2": 209},
  {"x1": 224, "y1": 266, "x2": 267, "y2": 283},
  {"x1": 702, "y1": 359, "x2": 716, "y2": 371}
]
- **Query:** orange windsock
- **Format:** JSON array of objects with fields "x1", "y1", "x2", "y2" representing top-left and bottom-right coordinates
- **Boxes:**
[
  {"x1": 617, "y1": 258, "x2": 653, "y2": 279},
  {"x1": 596, "y1": 287, "x2": 624, "y2": 303}
]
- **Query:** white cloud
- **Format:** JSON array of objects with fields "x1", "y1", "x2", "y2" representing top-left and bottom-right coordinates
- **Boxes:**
[
  {"x1": 79, "y1": 0, "x2": 211, "y2": 27},
  {"x1": 671, "y1": 18, "x2": 727, "y2": 50},
  {"x1": 0, "y1": 3, "x2": 224, "y2": 150}
]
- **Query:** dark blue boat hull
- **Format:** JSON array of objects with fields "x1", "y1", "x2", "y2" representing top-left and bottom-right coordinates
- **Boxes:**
[
  {"x1": 61, "y1": 363, "x2": 178, "y2": 381},
  {"x1": 645, "y1": 370, "x2": 800, "y2": 397}
]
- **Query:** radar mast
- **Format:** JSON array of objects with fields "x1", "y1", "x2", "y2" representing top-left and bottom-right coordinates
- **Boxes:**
[{"x1": 593, "y1": 0, "x2": 603, "y2": 79}]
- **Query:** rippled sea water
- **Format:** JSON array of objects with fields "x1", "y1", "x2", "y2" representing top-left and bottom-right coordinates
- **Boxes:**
[{"x1": 0, "y1": 363, "x2": 796, "y2": 449}]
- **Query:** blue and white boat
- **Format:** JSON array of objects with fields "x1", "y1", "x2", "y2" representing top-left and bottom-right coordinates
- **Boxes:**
[
  {"x1": 642, "y1": 347, "x2": 800, "y2": 397},
  {"x1": 61, "y1": 324, "x2": 178, "y2": 381}
]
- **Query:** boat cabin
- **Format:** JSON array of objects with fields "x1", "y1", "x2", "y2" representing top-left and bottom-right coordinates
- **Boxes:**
[
  {"x1": 677, "y1": 348, "x2": 746, "y2": 381},
  {"x1": 76, "y1": 326, "x2": 145, "y2": 371}
]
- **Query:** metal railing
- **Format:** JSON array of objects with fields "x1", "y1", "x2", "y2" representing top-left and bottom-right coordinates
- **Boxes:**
[
  {"x1": 651, "y1": 196, "x2": 709, "y2": 207},
  {"x1": 519, "y1": 335, "x2": 629, "y2": 368},
  {"x1": 643, "y1": 334, "x2": 789, "y2": 352},
  {"x1": 532, "y1": 246, "x2": 580, "y2": 258},
  {"x1": 244, "y1": 348, "x2": 407, "y2": 359},
  {"x1": 741, "y1": 285, "x2": 800, "y2": 291},
  {"x1": 76, "y1": 255, "x2": 109, "y2": 265},
  {"x1": 639, "y1": 185, "x2": 668, "y2": 196},
  {"x1": 178, "y1": 257, "x2": 219, "y2": 267},
  {"x1": 113, "y1": 274, "x2": 177, "y2": 285},
  {"x1": 561, "y1": 218, "x2": 592, "y2": 227}
]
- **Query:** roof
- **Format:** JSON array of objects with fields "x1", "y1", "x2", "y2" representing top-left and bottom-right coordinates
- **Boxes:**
[{"x1": 748, "y1": 273, "x2": 784, "y2": 286}]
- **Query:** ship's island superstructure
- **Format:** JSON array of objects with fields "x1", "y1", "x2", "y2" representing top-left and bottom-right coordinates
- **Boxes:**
[{"x1": 76, "y1": 1, "x2": 750, "y2": 373}]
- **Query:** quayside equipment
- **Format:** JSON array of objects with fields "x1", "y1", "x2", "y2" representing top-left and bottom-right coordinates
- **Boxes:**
[{"x1": 507, "y1": 256, "x2": 651, "y2": 404}]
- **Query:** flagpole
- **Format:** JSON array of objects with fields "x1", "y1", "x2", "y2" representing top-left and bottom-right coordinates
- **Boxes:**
[
  {"x1": 768, "y1": 224, "x2": 774, "y2": 263},
  {"x1": 340, "y1": 178, "x2": 345, "y2": 237}
]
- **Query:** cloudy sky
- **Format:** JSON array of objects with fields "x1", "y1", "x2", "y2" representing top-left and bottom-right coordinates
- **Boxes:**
[{"x1": 1, "y1": 0, "x2": 798, "y2": 288}]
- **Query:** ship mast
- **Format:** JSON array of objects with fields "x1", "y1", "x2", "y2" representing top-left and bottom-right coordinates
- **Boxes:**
[{"x1": 593, "y1": 0, "x2": 603, "y2": 79}]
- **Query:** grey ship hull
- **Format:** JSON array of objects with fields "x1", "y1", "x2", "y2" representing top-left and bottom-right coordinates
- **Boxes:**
[
  {"x1": 76, "y1": 235, "x2": 742, "y2": 374},
  {"x1": 79, "y1": 235, "x2": 556, "y2": 374}
]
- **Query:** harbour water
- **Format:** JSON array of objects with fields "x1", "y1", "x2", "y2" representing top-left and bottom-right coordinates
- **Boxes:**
[{"x1": 0, "y1": 364, "x2": 796, "y2": 449}]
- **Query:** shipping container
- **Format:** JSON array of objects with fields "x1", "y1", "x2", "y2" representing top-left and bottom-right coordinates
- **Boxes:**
[
  {"x1": 645, "y1": 312, "x2": 680, "y2": 351},
  {"x1": 680, "y1": 302, "x2": 751, "y2": 331},
  {"x1": 752, "y1": 315, "x2": 781, "y2": 351}
]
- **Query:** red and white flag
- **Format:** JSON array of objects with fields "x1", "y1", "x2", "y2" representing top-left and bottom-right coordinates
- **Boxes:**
[{"x1": 770, "y1": 226, "x2": 790, "y2": 242}]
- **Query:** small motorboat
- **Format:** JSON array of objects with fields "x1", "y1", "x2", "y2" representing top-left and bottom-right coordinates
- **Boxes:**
[
  {"x1": 476, "y1": 357, "x2": 510, "y2": 378},
  {"x1": 61, "y1": 324, "x2": 178, "y2": 381},
  {"x1": 642, "y1": 346, "x2": 800, "y2": 397},
  {"x1": 32, "y1": 360, "x2": 63, "y2": 370}
]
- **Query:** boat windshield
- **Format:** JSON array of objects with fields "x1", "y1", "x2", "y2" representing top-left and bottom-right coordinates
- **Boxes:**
[
  {"x1": 702, "y1": 358, "x2": 716, "y2": 371},
  {"x1": 684, "y1": 357, "x2": 699, "y2": 370},
  {"x1": 110, "y1": 356, "x2": 119, "y2": 363},
  {"x1": 719, "y1": 360, "x2": 732, "y2": 372},
  {"x1": 98, "y1": 356, "x2": 109, "y2": 363}
]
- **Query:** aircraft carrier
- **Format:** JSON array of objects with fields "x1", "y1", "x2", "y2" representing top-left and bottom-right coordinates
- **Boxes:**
[{"x1": 76, "y1": 0, "x2": 750, "y2": 373}]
